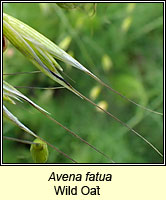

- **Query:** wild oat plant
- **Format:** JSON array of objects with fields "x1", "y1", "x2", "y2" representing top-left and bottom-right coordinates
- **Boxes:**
[{"x1": 3, "y1": 7, "x2": 163, "y2": 163}]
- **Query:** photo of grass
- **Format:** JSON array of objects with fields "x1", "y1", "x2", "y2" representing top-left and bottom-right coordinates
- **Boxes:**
[{"x1": 3, "y1": 2, "x2": 163, "y2": 164}]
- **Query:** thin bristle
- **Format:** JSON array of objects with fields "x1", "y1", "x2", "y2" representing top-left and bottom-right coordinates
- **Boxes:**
[
  {"x1": 72, "y1": 88, "x2": 163, "y2": 157},
  {"x1": 86, "y1": 72, "x2": 163, "y2": 116}
]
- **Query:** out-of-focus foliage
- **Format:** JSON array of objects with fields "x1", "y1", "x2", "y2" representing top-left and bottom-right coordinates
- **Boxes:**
[
  {"x1": 3, "y1": 3, "x2": 163, "y2": 163},
  {"x1": 56, "y1": 3, "x2": 79, "y2": 10}
]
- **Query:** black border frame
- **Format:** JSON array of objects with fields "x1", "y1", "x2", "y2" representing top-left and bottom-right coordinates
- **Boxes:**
[{"x1": 1, "y1": 0, "x2": 165, "y2": 166}]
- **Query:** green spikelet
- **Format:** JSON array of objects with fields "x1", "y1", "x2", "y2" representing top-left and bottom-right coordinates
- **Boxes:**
[{"x1": 30, "y1": 138, "x2": 49, "y2": 163}]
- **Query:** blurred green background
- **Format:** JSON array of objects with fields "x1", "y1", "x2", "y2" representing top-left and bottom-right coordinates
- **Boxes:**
[{"x1": 3, "y1": 3, "x2": 163, "y2": 163}]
